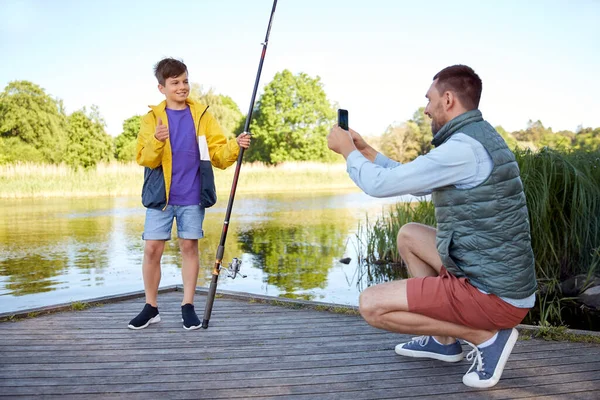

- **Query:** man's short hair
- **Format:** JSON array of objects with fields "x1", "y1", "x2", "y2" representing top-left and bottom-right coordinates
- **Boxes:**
[
  {"x1": 154, "y1": 58, "x2": 188, "y2": 85},
  {"x1": 433, "y1": 65, "x2": 482, "y2": 110}
]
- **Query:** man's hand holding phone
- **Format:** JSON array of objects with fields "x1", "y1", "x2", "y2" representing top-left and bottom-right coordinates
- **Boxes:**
[
  {"x1": 329, "y1": 109, "x2": 378, "y2": 161},
  {"x1": 327, "y1": 109, "x2": 356, "y2": 158}
]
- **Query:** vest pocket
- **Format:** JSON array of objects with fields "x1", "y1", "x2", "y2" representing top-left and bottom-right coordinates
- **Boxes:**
[{"x1": 438, "y1": 231, "x2": 458, "y2": 269}]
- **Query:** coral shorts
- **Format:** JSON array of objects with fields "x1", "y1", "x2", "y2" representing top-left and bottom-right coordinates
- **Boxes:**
[{"x1": 406, "y1": 266, "x2": 530, "y2": 331}]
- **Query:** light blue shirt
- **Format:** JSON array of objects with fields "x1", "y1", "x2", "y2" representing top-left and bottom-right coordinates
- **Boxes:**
[{"x1": 347, "y1": 133, "x2": 535, "y2": 308}]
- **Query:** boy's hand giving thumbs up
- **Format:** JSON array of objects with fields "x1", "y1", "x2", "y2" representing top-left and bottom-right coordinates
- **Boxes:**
[{"x1": 154, "y1": 117, "x2": 169, "y2": 142}]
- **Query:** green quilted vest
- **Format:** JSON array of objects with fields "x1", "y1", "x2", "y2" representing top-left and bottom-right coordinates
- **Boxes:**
[{"x1": 431, "y1": 109, "x2": 537, "y2": 299}]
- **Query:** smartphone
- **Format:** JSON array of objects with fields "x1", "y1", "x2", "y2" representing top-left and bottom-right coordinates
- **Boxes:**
[{"x1": 338, "y1": 109, "x2": 348, "y2": 131}]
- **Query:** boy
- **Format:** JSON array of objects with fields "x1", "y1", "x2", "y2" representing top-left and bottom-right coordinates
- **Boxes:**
[{"x1": 128, "y1": 58, "x2": 250, "y2": 330}]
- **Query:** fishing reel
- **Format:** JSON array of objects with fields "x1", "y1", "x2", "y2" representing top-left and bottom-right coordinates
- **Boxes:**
[{"x1": 225, "y1": 257, "x2": 246, "y2": 279}]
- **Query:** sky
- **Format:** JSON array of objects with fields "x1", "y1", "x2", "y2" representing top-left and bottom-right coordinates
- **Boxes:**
[{"x1": 1, "y1": 0, "x2": 599, "y2": 137}]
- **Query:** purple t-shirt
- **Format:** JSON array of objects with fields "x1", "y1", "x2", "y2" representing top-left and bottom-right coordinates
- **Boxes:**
[{"x1": 166, "y1": 107, "x2": 201, "y2": 205}]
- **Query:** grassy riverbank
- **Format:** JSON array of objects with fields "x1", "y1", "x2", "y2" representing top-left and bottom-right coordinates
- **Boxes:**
[{"x1": 0, "y1": 162, "x2": 358, "y2": 198}]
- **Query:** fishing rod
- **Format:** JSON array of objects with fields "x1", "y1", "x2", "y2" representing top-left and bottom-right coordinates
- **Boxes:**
[{"x1": 202, "y1": 0, "x2": 278, "y2": 329}]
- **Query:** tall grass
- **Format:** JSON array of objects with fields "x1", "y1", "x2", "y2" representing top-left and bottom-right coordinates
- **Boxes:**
[
  {"x1": 0, "y1": 163, "x2": 142, "y2": 198},
  {"x1": 517, "y1": 148, "x2": 600, "y2": 280},
  {"x1": 0, "y1": 161, "x2": 357, "y2": 198},
  {"x1": 355, "y1": 200, "x2": 435, "y2": 289},
  {"x1": 235, "y1": 161, "x2": 357, "y2": 193},
  {"x1": 517, "y1": 148, "x2": 600, "y2": 327},
  {"x1": 355, "y1": 148, "x2": 600, "y2": 328},
  {"x1": 356, "y1": 200, "x2": 435, "y2": 266}
]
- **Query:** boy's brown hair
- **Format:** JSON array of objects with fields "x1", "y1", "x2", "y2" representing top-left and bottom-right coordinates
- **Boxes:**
[{"x1": 154, "y1": 58, "x2": 187, "y2": 85}]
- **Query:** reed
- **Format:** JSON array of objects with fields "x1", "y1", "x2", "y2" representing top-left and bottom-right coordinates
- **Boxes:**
[{"x1": 0, "y1": 161, "x2": 357, "y2": 198}]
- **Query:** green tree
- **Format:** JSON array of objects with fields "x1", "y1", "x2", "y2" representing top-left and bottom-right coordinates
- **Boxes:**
[
  {"x1": 573, "y1": 127, "x2": 600, "y2": 152},
  {"x1": 245, "y1": 70, "x2": 337, "y2": 164},
  {"x1": 0, "y1": 137, "x2": 45, "y2": 164},
  {"x1": 65, "y1": 106, "x2": 114, "y2": 169},
  {"x1": 513, "y1": 119, "x2": 551, "y2": 147},
  {"x1": 380, "y1": 123, "x2": 419, "y2": 163},
  {"x1": 189, "y1": 84, "x2": 243, "y2": 138},
  {"x1": 0, "y1": 80, "x2": 68, "y2": 163},
  {"x1": 410, "y1": 107, "x2": 433, "y2": 155},
  {"x1": 495, "y1": 125, "x2": 520, "y2": 150},
  {"x1": 114, "y1": 115, "x2": 141, "y2": 162},
  {"x1": 539, "y1": 130, "x2": 574, "y2": 151},
  {"x1": 379, "y1": 108, "x2": 432, "y2": 163}
]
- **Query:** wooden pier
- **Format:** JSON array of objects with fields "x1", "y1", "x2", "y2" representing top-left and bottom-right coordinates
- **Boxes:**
[{"x1": 1, "y1": 287, "x2": 599, "y2": 399}]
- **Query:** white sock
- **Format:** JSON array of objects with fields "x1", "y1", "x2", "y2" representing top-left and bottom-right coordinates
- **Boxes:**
[
  {"x1": 478, "y1": 332, "x2": 499, "y2": 348},
  {"x1": 432, "y1": 336, "x2": 453, "y2": 346}
]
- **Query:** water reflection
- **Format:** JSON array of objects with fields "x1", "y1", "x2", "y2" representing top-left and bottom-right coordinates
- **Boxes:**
[
  {"x1": 0, "y1": 253, "x2": 68, "y2": 295},
  {"x1": 0, "y1": 193, "x2": 407, "y2": 313},
  {"x1": 238, "y1": 209, "x2": 353, "y2": 300}
]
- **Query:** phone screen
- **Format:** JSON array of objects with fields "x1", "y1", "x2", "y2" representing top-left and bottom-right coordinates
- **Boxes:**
[{"x1": 338, "y1": 109, "x2": 348, "y2": 131}]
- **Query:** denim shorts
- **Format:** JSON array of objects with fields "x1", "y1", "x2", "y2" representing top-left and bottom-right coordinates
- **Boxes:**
[{"x1": 142, "y1": 205, "x2": 205, "y2": 240}]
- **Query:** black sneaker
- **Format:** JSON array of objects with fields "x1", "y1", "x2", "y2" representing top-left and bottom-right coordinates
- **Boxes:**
[
  {"x1": 127, "y1": 304, "x2": 160, "y2": 330},
  {"x1": 181, "y1": 303, "x2": 201, "y2": 330}
]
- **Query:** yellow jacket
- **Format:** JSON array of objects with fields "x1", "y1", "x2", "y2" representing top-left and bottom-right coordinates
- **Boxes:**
[{"x1": 136, "y1": 98, "x2": 239, "y2": 207}]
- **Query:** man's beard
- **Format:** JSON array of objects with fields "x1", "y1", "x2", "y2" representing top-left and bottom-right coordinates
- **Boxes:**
[
  {"x1": 431, "y1": 118, "x2": 444, "y2": 135},
  {"x1": 430, "y1": 104, "x2": 446, "y2": 135}
]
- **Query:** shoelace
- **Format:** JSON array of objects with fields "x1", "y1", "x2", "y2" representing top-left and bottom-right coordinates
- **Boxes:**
[
  {"x1": 464, "y1": 341, "x2": 487, "y2": 376},
  {"x1": 410, "y1": 336, "x2": 430, "y2": 347}
]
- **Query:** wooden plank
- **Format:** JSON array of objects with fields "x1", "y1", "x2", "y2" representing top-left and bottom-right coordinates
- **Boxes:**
[
  {"x1": 1, "y1": 370, "x2": 598, "y2": 397},
  {"x1": 2, "y1": 354, "x2": 600, "y2": 386},
  {"x1": 0, "y1": 333, "x2": 396, "y2": 353},
  {"x1": 0, "y1": 322, "x2": 371, "y2": 336},
  {"x1": 0, "y1": 285, "x2": 180, "y2": 320},
  {"x1": 0, "y1": 335, "x2": 591, "y2": 353},
  {"x1": 2, "y1": 341, "x2": 597, "y2": 366},
  {"x1": 0, "y1": 318, "x2": 362, "y2": 333},
  {"x1": 1, "y1": 353, "x2": 598, "y2": 387},
  {"x1": 1, "y1": 360, "x2": 598, "y2": 390},
  {"x1": 0, "y1": 312, "x2": 355, "y2": 326},
  {"x1": 2, "y1": 353, "x2": 598, "y2": 390}
]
